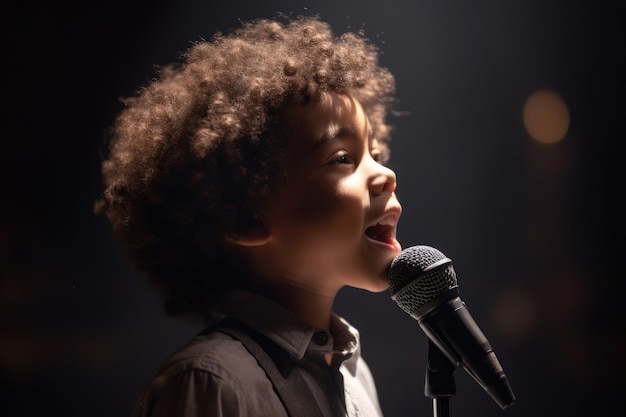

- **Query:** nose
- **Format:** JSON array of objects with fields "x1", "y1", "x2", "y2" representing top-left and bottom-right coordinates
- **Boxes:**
[{"x1": 369, "y1": 160, "x2": 397, "y2": 196}]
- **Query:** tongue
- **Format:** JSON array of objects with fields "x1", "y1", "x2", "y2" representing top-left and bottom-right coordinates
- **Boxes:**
[{"x1": 366, "y1": 224, "x2": 390, "y2": 243}]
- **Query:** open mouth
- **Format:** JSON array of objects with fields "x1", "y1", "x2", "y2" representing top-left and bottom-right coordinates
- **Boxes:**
[{"x1": 365, "y1": 223, "x2": 395, "y2": 245}]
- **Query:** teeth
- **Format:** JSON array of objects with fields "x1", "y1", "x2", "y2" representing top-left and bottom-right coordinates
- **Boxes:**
[{"x1": 376, "y1": 215, "x2": 395, "y2": 226}]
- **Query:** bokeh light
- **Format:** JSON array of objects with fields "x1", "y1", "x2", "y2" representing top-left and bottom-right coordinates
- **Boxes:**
[
  {"x1": 491, "y1": 287, "x2": 537, "y2": 344},
  {"x1": 523, "y1": 89, "x2": 570, "y2": 144}
]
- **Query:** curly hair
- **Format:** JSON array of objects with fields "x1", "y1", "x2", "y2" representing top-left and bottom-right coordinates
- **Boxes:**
[{"x1": 95, "y1": 15, "x2": 396, "y2": 322}]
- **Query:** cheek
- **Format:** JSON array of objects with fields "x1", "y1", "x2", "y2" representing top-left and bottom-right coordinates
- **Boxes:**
[{"x1": 271, "y1": 180, "x2": 364, "y2": 240}]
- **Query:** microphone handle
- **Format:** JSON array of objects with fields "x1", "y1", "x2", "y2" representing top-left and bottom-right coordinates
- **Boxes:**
[{"x1": 416, "y1": 295, "x2": 516, "y2": 409}]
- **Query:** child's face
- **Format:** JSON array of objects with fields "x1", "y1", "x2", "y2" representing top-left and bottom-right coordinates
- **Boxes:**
[{"x1": 256, "y1": 91, "x2": 402, "y2": 295}]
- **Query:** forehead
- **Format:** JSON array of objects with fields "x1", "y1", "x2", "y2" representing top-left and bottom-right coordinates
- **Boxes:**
[{"x1": 280, "y1": 91, "x2": 372, "y2": 147}]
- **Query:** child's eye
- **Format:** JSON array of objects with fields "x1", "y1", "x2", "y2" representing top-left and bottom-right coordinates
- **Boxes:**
[{"x1": 329, "y1": 151, "x2": 354, "y2": 165}]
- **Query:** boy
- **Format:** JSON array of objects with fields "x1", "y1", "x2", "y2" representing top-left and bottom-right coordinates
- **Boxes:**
[{"x1": 96, "y1": 15, "x2": 402, "y2": 417}]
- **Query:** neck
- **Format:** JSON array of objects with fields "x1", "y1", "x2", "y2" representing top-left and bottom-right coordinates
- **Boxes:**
[{"x1": 242, "y1": 278, "x2": 337, "y2": 331}]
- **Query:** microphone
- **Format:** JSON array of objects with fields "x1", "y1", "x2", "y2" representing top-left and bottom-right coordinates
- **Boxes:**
[{"x1": 388, "y1": 245, "x2": 516, "y2": 409}]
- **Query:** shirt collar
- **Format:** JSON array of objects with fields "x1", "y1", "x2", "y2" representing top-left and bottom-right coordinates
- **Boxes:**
[{"x1": 218, "y1": 289, "x2": 361, "y2": 368}]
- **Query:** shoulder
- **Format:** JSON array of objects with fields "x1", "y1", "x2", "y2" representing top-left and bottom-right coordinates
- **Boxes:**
[
  {"x1": 132, "y1": 330, "x2": 287, "y2": 417},
  {"x1": 160, "y1": 330, "x2": 261, "y2": 380}
]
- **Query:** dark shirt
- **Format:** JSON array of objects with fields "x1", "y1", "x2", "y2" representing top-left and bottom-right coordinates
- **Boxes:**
[{"x1": 131, "y1": 290, "x2": 384, "y2": 417}]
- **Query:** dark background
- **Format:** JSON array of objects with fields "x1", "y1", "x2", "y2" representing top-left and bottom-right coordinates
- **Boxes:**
[{"x1": 3, "y1": 1, "x2": 624, "y2": 416}]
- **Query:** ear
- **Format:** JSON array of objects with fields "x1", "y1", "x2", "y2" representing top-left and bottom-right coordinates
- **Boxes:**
[{"x1": 224, "y1": 214, "x2": 271, "y2": 247}]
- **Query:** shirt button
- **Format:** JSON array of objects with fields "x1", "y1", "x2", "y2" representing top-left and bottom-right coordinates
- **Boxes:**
[{"x1": 313, "y1": 331, "x2": 329, "y2": 346}]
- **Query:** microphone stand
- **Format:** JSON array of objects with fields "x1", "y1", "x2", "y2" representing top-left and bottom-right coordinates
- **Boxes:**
[{"x1": 424, "y1": 339, "x2": 458, "y2": 417}]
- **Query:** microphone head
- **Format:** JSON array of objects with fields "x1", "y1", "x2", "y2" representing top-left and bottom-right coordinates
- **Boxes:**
[{"x1": 388, "y1": 245, "x2": 458, "y2": 315}]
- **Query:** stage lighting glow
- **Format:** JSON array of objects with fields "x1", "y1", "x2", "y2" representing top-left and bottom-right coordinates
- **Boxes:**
[
  {"x1": 523, "y1": 89, "x2": 570, "y2": 144},
  {"x1": 491, "y1": 287, "x2": 536, "y2": 344}
]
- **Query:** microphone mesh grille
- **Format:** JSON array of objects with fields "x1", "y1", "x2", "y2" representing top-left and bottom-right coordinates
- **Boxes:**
[{"x1": 388, "y1": 245, "x2": 458, "y2": 314}]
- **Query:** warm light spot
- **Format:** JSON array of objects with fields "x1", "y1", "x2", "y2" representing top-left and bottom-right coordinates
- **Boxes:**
[
  {"x1": 491, "y1": 288, "x2": 536, "y2": 344},
  {"x1": 523, "y1": 89, "x2": 570, "y2": 144}
]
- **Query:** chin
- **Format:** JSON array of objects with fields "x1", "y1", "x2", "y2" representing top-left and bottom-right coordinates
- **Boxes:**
[
  {"x1": 372, "y1": 278, "x2": 391, "y2": 293},
  {"x1": 359, "y1": 272, "x2": 391, "y2": 293}
]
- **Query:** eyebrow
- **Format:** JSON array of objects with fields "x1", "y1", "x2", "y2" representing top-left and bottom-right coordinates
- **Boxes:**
[{"x1": 312, "y1": 125, "x2": 374, "y2": 151}]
